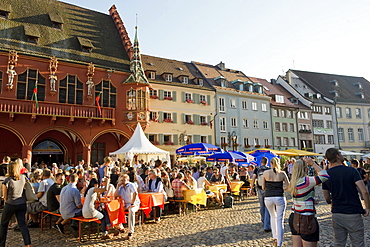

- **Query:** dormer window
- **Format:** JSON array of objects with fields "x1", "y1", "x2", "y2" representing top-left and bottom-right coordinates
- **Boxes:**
[
  {"x1": 49, "y1": 12, "x2": 64, "y2": 30},
  {"x1": 289, "y1": 97, "x2": 298, "y2": 104},
  {"x1": 182, "y1": 77, "x2": 188, "y2": 84},
  {"x1": 164, "y1": 74, "x2": 172, "y2": 82},
  {"x1": 314, "y1": 93, "x2": 321, "y2": 99},
  {"x1": 355, "y1": 92, "x2": 365, "y2": 99},
  {"x1": 254, "y1": 83, "x2": 263, "y2": 94},
  {"x1": 0, "y1": 3, "x2": 11, "y2": 19},
  {"x1": 305, "y1": 92, "x2": 313, "y2": 98},
  {"x1": 330, "y1": 79, "x2": 339, "y2": 87},
  {"x1": 275, "y1": 95, "x2": 284, "y2": 103},
  {"x1": 329, "y1": 90, "x2": 339, "y2": 97},
  {"x1": 354, "y1": 82, "x2": 363, "y2": 89},
  {"x1": 24, "y1": 25, "x2": 40, "y2": 44},
  {"x1": 77, "y1": 37, "x2": 94, "y2": 53},
  {"x1": 214, "y1": 76, "x2": 226, "y2": 88},
  {"x1": 147, "y1": 71, "x2": 156, "y2": 80},
  {"x1": 198, "y1": 79, "x2": 203, "y2": 86}
]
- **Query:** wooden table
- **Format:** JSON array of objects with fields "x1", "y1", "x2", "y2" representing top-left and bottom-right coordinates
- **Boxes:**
[
  {"x1": 183, "y1": 188, "x2": 207, "y2": 206},
  {"x1": 138, "y1": 192, "x2": 165, "y2": 217}
]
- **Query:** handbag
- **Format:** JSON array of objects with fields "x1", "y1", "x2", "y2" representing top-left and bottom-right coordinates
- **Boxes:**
[
  {"x1": 293, "y1": 212, "x2": 317, "y2": 235},
  {"x1": 24, "y1": 180, "x2": 38, "y2": 203},
  {"x1": 164, "y1": 186, "x2": 174, "y2": 198}
]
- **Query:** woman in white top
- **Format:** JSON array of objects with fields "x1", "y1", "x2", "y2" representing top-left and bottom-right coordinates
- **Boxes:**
[
  {"x1": 100, "y1": 177, "x2": 116, "y2": 198},
  {"x1": 185, "y1": 171, "x2": 197, "y2": 189},
  {"x1": 82, "y1": 178, "x2": 116, "y2": 240}
]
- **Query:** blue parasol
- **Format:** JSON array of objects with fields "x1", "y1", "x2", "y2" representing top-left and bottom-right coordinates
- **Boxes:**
[
  {"x1": 228, "y1": 151, "x2": 256, "y2": 166},
  {"x1": 206, "y1": 151, "x2": 249, "y2": 163},
  {"x1": 176, "y1": 143, "x2": 222, "y2": 156},
  {"x1": 249, "y1": 150, "x2": 279, "y2": 167}
]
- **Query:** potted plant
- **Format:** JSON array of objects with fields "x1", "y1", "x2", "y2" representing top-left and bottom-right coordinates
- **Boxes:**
[
  {"x1": 164, "y1": 96, "x2": 173, "y2": 100},
  {"x1": 186, "y1": 120, "x2": 194, "y2": 125},
  {"x1": 150, "y1": 95, "x2": 158, "y2": 99},
  {"x1": 164, "y1": 118, "x2": 173, "y2": 123},
  {"x1": 255, "y1": 144, "x2": 261, "y2": 148},
  {"x1": 185, "y1": 98, "x2": 193, "y2": 103},
  {"x1": 233, "y1": 143, "x2": 239, "y2": 147},
  {"x1": 221, "y1": 142, "x2": 228, "y2": 148},
  {"x1": 265, "y1": 145, "x2": 271, "y2": 148},
  {"x1": 201, "y1": 122, "x2": 208, "y2": 126},
  {"x1": 244, "y1": 144, "x2": 251, "y2": 148},
  {"x1": 200, "y1": 100, "x2": 207, "y2": 105}
]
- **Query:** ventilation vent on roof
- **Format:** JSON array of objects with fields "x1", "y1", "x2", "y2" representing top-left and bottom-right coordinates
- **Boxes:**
[
  {"x1": 304, "y1": 92, "x2": 313, "y2": 98},
  {"x1": 147, "y1": 63, "x2": 154, "y2": 66},
  {"x1": 198, "y1": 78, "x2": 203, "y2": 86},
  {"x1": 0, "y1": 3, "x2": 11, "y2": 19},
  {"x1": 77, "y1": 37, "x2": 94, "y2": 53},
  {"x1": 289, "y1": 98, "x2": 299, "y2": 104},
  {"x1": 355, "y1": 92, "x2": 365, "y2": 99},
  {"x1": 24, "y1": 25, "x2": 40, "y2": 44},
  {"x1": 329, "y1": 90, "x2": 339, "y2": 97},
  {"x1": 49, "y1": 12, "x2": 64, "y2": 30},
  {"x1": 330, "y1": 80, "x2": 339, "y2": 87},
  {"x1": 178, "y1": 67, "x2": 183, "y2": 71},
  {"x1": 353, "y1": 82, "x2": 362, "y2": 89},
  {"x1": 314, "y1": 93, "x2": 321, "y2": 99}
]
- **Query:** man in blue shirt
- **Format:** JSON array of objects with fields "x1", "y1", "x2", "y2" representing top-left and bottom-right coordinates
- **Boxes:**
[
  {"x1": 322, "y1": 148, "x2": 370, "y2": 247},
  {"x1": 58, "y1": 173, "x2": 82, "y2": 234}
]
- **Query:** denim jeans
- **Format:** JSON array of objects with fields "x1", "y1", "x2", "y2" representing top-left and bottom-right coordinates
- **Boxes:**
[
  {"x1": 0, "y1": 203, "x2": 31, "y2": 246},
  {"x1": 265, "y1": 196, "x2": 286, "y2": 246},
  {"x1": 257, "y1": 188, "x2": 271, "y2": 230}
]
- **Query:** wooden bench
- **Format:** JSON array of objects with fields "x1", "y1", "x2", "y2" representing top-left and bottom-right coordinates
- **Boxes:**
[
  {"x1": 41, "y1": 211, "x2": 100, "y2": 243},
  {"x1": 240, "y1": 186, "x2": 252, "y2": 200},
  {"x1": 168, "y1": 199, "x2": 192, "y2": 216}
]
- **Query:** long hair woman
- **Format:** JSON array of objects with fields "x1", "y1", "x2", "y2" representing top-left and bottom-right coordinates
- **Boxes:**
[
  {"x1": 0, "y1": 161, "x2": 31, "y2": 247},
  {"x1": 288, "y1": 158, "x2": 329, "y2": 247},
  {"x1": 262, "y1": 157, "x2": 290, "y2": 247}
]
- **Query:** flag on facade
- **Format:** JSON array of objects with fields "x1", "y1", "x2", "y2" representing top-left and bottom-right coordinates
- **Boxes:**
[
  {"x1": 95, "y1": 91, "x2": 102, "y2": 116},
  {"x1": 209, "y1": 120, "x2": 213, "y2": 129},
  {"x1": 33, "y1": 82, "x2": 39, "y2": 109}
]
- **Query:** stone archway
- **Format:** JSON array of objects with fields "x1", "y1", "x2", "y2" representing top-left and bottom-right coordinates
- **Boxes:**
[{"x1": 0, "y1": 125, "x2": 25, "y2": 160}]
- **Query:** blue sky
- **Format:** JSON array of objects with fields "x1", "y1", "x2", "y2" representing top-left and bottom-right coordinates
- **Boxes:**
[{"x1": 63, "y1": 0, "x2": 370, "y2": 80}]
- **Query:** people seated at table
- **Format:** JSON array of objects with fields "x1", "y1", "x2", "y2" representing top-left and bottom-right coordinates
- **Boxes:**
[
  {"x1": 161, "y1": 171, "x2": 174, "y2": 199},
  {"x1": 192, "y1": 167, "x2": 200, "y2": 181},
  {"x1": 30, "y1": 170, "x2": 42, "y2": 193},
  {"x1": 128, "y1": 167, "x2": 145, "y2": 193},
  {"x1": 76, "y1": 170, "x2": 86, "y2": 192},
  {"x1": 228, "y1": 166, "x2": 240, "y2": 181},
  {"x1": 209, "y1": 168, "x2": 225, "y2": 207},
  {"x1": 82, "y1": 178, "x2": 115, "y2": 239},
  {"x1": 27, "y1": 169, "x2": 55, "y2": 228},
  {"x1": 115, "y1": 174, "x2": 140, "y2": 240},
  {"x1": 171, "y1": 173, "x2": 190, "y2": 199},
  {"x1": 58, "y1": 173, "x2": 83, "y2": 234},
  {"x1": 100, "y1": 177, "x2": 116, "y2": 197},
  {"x1": 47, "y1": 172, "x2": 65, "y2": 231},
  {"x1": 145, "y1": 170, "x2": 166, "y2": 222},
  {"x1": 185, "y1": 171, "x2": 198, "y2": 189},
  {"x1": 170, "y1": 168, "x2": 178, "y2": 182},
  {"x1": 205, "y1": 167, "x2": 213, "y2": 181}
]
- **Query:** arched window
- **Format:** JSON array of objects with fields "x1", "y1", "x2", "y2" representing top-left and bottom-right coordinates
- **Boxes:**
[
  {"x1": 17, "y1": 68, "x2": 46, "y2": 101},
  {"x1": 95, "y1": 80, "x2": 116, "y2": 108},
  {"x1": 59, "y1": 75, "x2": 83, "y2": 105}
]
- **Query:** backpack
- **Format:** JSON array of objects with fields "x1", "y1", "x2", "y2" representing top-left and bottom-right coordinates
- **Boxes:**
[
  {"x1": 224, "y1": 195, "x2": 234, "y2": 208},
  {"x1": 148, "y1": 177, "x2": 161, "y2": 190},
  {"x1": 257, "y1": 166, "x2": 270, "y2": 187}
]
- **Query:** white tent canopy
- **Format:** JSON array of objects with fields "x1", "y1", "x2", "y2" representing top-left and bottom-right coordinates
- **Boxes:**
[
  {"x1": 109, "y1": 123, "x2": 170, "y2": 165},
  {"x1": 339, "y1": 150, "x2": 364, "y2": 156}
]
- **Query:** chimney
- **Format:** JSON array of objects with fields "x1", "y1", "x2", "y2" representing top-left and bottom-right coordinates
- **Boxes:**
[
  {"x1": 270, "y1": 79, "x2": 276, "y2": 84},
  {"x1": 217, "y1": 61, "x2": 225, "y2": 71}
]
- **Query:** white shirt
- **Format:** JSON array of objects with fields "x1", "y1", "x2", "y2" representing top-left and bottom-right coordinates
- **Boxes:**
[
  {"x1": 117, "y1": 182, "x2": 140, "y2": 208},
  {"x1": 38, "y1": 178, "x2": 54, "y2": 207},
  {"x1": 197, "y1": 177, "x2": 207, "y2": 189},
  {"x1": 82, "y1": 187, "x2": 99, "y2": 218}
]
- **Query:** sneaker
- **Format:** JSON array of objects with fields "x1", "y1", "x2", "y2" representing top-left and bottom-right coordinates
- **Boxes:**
[
  {"x1": 264, "y1": 229, "x2": 272, "y2": 233},
  {"x1": 27, "y1": 222, "x2": 39, "y2": 228},
  {"x1": 55, "y1": 223, "x2": 64, "y2": 234},
  {"x1": 154, "y1": 218, "x2": 161, "y2": 223}
]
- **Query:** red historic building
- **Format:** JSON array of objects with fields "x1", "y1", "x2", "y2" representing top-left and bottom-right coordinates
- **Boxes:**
[{"x1": 0, "y1": 1, "x2": 151, "y2": 165}]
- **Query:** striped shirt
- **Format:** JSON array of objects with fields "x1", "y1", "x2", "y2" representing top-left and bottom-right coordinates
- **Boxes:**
[{"x1": 292, "y1": 170, "x2": 329, "y2": 215}]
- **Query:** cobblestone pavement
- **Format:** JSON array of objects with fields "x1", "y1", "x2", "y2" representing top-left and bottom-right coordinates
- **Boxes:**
[{"x1": 4, "y1": 188, "x2": 370, "y2": 246}]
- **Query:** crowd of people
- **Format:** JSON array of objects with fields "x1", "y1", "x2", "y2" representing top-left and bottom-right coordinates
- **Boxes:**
[{"x1": 0, "y1": 147, "x2": 369, "y2": 246}]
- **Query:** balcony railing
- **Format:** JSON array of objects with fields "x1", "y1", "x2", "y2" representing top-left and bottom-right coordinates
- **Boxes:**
[{"x1": 0, "y1": 98, "x2": 115, "y2": 120}]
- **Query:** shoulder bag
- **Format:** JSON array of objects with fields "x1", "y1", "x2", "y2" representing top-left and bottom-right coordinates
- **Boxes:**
[{"x1": 24, "y1": 180, "x2": 38, "y2": 203}]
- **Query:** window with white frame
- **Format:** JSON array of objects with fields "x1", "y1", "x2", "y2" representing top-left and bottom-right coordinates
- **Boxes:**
[
  {"x1": 200, "y1": 136, "x2": 207, "y2": 143},
  {"x1": 164, "y1": 90, "x2": 172, "y2": 98},
  {"x1": 165, "y1": 74, "x2": 172, "y2": 82},
  {"x1": 275, "y1": 95, "x2": 284, "y2": 103},
  {"x1": 148, "y1": 134, "x2": 157, "y2": 143},
  {"x1": 336, "y1": 107, "x2": 342, "y2": 118},
  {"x1": 355, "y1": 108, "x2": 361, "y2": 118},
  {"x1": 313, "y1": 120, "x2": 324, "y2": 128},
  {"x1": 261, "y1": 103, "x2": 267, "y2": 112},
  {"x1": 338, "y1": 127, "x2": 345, "y2": 141},
  {"x1": 219, "y1": 97, "x2": 225, "y2": 112},
  {"x1": 276, "y1": 137, "x2": 282, "y2": 146},
  {"x1": 264, "y1": 139, "x2": 269, "y2": 146},
  {"x1": 312, "y1": 105, "x2": 323, "y2": 113},
  {"x1": 244, "y1": 138, "x2": 250, "y2": 146},
  {"x1": 185, "y1": 93, "x2": 192, "y2": 101},
  {"x1": 253, "y1": 119, "x2": 259, "y2": 129},
  {"x1": 243, "y1": 119, "x2": 249, "y2": 128},
  {"x1": 254, "y1": 138, "x2": 259, "y2": 145},
  {"x1": 298, "y1": 111, "x2": 308, "y2": 119},
  {"x1": 348, "y1": 128, "x2": 354, "y2": 142},
  {"x1": 358, "y1": 128, "x2": 364, "y2": 141},
  {"x1": 149, "y1": 111, "x2": 158, "y2": 121},
  {"x1": 283, "y1": 137, "x2": 289, "y2": 146},
  {"x1": 148, "y1": 71, "x2": 156, "y2": 79},
  {"x1": 220, "y1": 136, "x2": 226, "y2": 145},
  {"x1": 345, "y1": 107, "x2": 352, "y2": 118},
  {"x1": 263, "y1": 121, "x2": 268, "y2": 129},
  {"x1": 200, "y1": 95, "x2": 206, "y2": 104},
  {"x1": 150, "y1": 89, "x2": 158, "y2": 97},
  {"x1": 231, "y1": 117, "x2": 237, "y2": 127},
  {"x1": 163, "y1": 112, "x2": 172, "y2": 121},
  {"x1": 185, "y1": 114, "x2": 193, "y2": 124},
  {"x1": 324, "y1": 107, "x2": 331, "y2": 115},
  {"x1": 242, "y1": 100, "x2": 248, "y2": 110},
  {"x1": 281, "y1": 110, "x2": 286, "y2": 118},
  {"x1": 289, "y1": 123, "x2": 295, "y2": 132},
  {"x1": 273, "y1": 109, "x2": 279, "y2": 117},
  {"x1": 200, "y1": 116, "x2": 207, "y2": 124},
  {"x1": 326, "y1": 120, "x2": 332, "y2": 129},
  {"x1": 314, "y1": 135, "x2": 325, "y2": 144},
  {"x1": 182, "y1": 77, "x2": 188, "y2": 84},
  {"x1": 252, "y1": 102, "x2": 257, "y2": 111},
  {"x1": 328, "y1": 135, "x2": 334, "y2": 144},
  {"x1": 275, "y1": 122, "x2": 280, "y2": 131},
  {"x1": 291, "y1": 137, "x2": 296, "y2": 147},
  {"x1": 230, "y1": 98, "x2": 236, "y2": 108},
  {"x1": 299, "y1": 124, "x2": 310, "y2": 130},
  {"x1": 163, "y1": 134, "x2": 172, "y2": 144},
  {"x1": 220, "y1": 117, "x2": 226, "y2": 132},
  {"x1": 198, "y1": 79, "x2": 203, "y2": 86}
]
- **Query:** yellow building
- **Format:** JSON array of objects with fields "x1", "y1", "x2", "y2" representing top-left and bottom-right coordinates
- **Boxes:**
[{"x1": 142, "y1": 55, "x2": 215, "y2": 160}]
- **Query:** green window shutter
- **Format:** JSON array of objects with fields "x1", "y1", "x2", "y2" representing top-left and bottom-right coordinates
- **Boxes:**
[
  {"x1": 182, "y1": 92, "x2": 185, "y2": 102},
  {"x1": 208, "y1": 135, "x2": 212, "y2": 144},
  {"x1": 158, "y1": 111, "x2": 163, "y2": 123},
  {"x1": 159, "y1": 134, "x2": 164, "y2": 145},
  {"x1": 207, "y1": 95, "x2": 211, "y2": 106},
  {"x1": 207, "y1": 115, "x2": 211, "y2": 124},
  {"x1": 172, "y1": 112, "x2": 177, "y2": 123},
  {"x1": 173, "y1": 134, "x2": 179, "y2": 145},
  {"x1": 172, "y1": 91, "x2": 177, "y2": 102},
  {"x1": 192, "y1": 93, "x2": 197, "y2": 104},
  {"x1": 159, "y1": 90, "x2": 164, "y2": 100},
  {"x1": 193, "y1": 135, "x2": 201, "y2": 143},
  {"x1": 193, "y1": 114, "x2": 199, "y2": 125},
  {"x1": 182, "y1": 113, "x2": 185, "y2": 124}
]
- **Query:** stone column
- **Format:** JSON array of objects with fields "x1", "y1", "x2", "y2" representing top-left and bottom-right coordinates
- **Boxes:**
[
  {"x1": 83, "y1": 144, "x2": 91, "y2": 165},
  {"x1": 22, "y1": 145, "x2": 32, "y2": 163}
]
